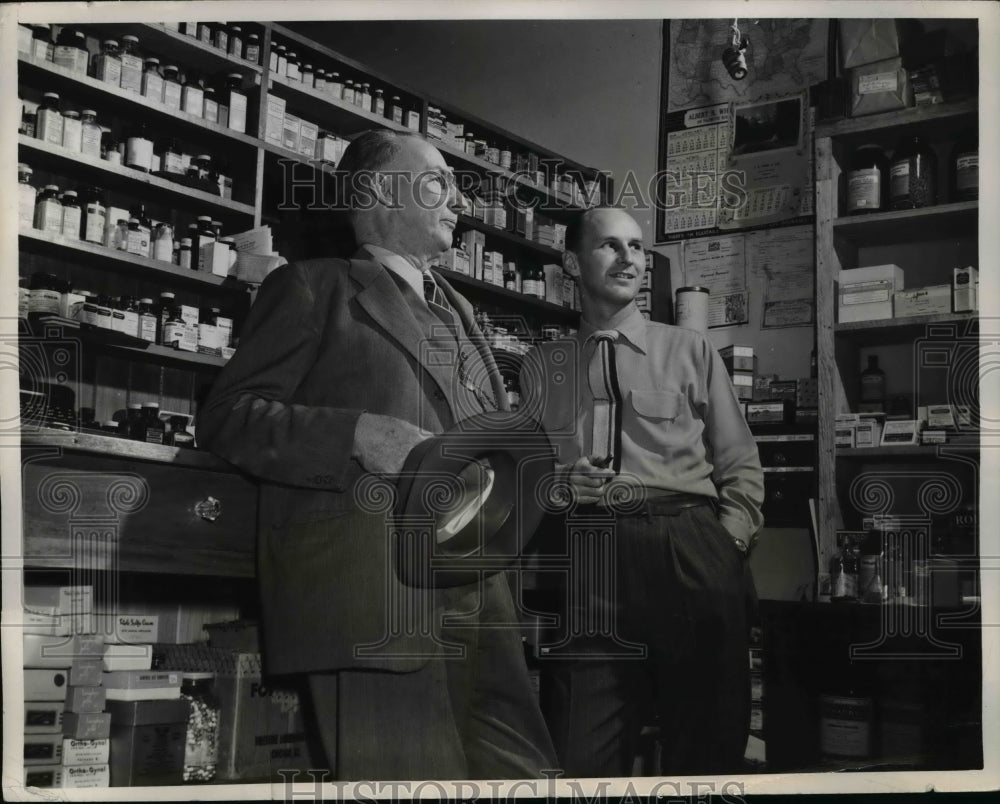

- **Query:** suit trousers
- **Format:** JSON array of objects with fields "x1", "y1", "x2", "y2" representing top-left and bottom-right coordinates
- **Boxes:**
[
  {"x1": 307, "y1": 572, "x2": 556, "y2": 780},
  {"x1": 540, "y1": 503, "x2": 756, "y2": 777}
]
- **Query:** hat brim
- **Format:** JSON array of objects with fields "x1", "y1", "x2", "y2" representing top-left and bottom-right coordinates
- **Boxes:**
[{"x1": 393, "y1": 410, "x2": 553, "y2": 588}]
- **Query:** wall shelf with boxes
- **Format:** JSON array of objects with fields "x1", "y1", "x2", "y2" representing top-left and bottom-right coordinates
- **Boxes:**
[{"x1": 814, "y1": 98, "x2": 979, "y2": 565}]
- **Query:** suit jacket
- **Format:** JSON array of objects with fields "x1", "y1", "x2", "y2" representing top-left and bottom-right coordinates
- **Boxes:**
[{"x1": 198, "y1": 247, "x2": 507, "y2": 675}]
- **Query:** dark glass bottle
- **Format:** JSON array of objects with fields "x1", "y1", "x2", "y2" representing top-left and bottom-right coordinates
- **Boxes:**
[
  {"x1": 140, "y1": 402, "x2": 165, "y2": 443},
  {"x1": 949, "y1": 129, "x2": 978, "y2": 202},
  {"x1": 859, "y1": 355, "x2": 886, "y2": 414},
  {"x1": 889, "y1": 135, "x2": 937, "y2": 210}
]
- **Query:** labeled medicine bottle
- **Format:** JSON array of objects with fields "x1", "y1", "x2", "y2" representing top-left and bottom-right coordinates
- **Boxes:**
[
  {"x1": 31, "y1": 23, "x2": 54, "y2": 61},
  {"x1": 357, "y1": 82, "x2": 371, "y2": 110},
  {"x1": 59, "y1": 190, "x2": 81, "y2": 239},
  {"x1": 162, "y1": 307, "x2": 186, "y2": 348},
  {"x1": 137, "y1": 298, "x2": 157, "y2": 342},
  {"x1": 178, "y1": 238, "x2": 193, "y2": 269},
  {"x1": 119, "y1": 34, "x2": 143, "y2": 93},
  {"x1": 160, "y1": 138, "x2": 184, "y2": 175},
  {"x1": 950, "y1": 129, "x2": 978, "y2": 202},
  {"x1": 94, "y1": 293, "x2": 114, "y2": 330},
  {"x1": 181, "y1": 71, "x2": 204, "y2": 117},
  {"x1": 61, "y1": 110, "x2": 82, "y2": 152},
  {"x1": 126, "y1": 216, "x2": 151, "y2": 257},
  {"x1": 61, "y1": 286, "x2": 87, "y2": 321},
  {"x1": 167, "y1": 415, "x2": 196, "y2": 448},
  {"x1": 889, "y1": 134, "x2": 937, "y2": 210},
  {"x1": 28, "y1": 272, "x2": 63, "y2": 321},
  {"x1": 109, "y1": 296, "x2": 127, "y2": 333},
  {"x1": 859, "y1": 354, "x2": 886, "y2": 413},
  {"x1": 224, "y1": 73, "x2": 247, "y2": 133},
  {"x1": 20, "y1": 105, "x2": 36, "y2": 138},
  {"x1": 819, "y1": 685, "x2": 873, "y2": 762},
  {"x1": 272, "y1": 44, "x2": 287, "y2": 76},
  {"x1": 227, "y1": 25, "x2": 243, "y2": 59},
  {"x1": 141, "y1": 402, "x2": 165, "y2": 443},
  {"x1": 126, "y1": 123, "x2": 154, "y2": 172},
  {"x1": 162, "y1": 64, "x2": 182, "y2": 110},
  {"x1": 53, "y1": 27, "x2": 89, "y2": 75},
  {"x1": 286, "y1": 51, "x2": 301, "y2": 82},
  {"x1": 373, "y1": 88, "x2": 385, "y2": 116},
  {"x1": 95, "y1": 39, "x2": 122, "y2": 84},
  {"x1": 81, "y1": 189, "x2": 105, "y2": 244},
  {"x1": 180, "y1": 672, "x2": 220, "y2": 782},
  {"x1": 18, "y1": 163, "x2": 37, "y2": 230},
  {"x1": 36, "y1": 92, "x2": 63, "y2": 146},
  {"x1": 80, "y1": 110, "x2": 101, "y2": 158},
  {"x1": 142, "y1": 57, "x2": 164, "y2": 102},
  {"x1": 111, "y1": 218, "x2": 129, "y2": 251},
  {"x1": 301, "y1": 62, "x2": 314, "y2": 87},
  {"x1": 202, "y1": 85, "x2": 219, "y2": 124},
  {"x1": 34, "y1": 184, "x2": 63, "y2": 234},
  {"x1": 211, "y1": 22, "x2": 228, "y2": 53},
  {"x1": 846, "y1": 144, "x2": 888, "y2": 215},
  {"x1": 313, "y1": 67, "x2": 326, "y2": 92},
  {"x1": 327, "y1": 71, "x2": 343, "y2": 98},
  {"x1": 343, "y1": 79, "x2": 357, "y2": 105},
  {"x1": 157, "y1": 291, "x2": 177, "y2": 340},
  {"x1": 153, "y1": 223, "x2": 174, "y2": 263},
  {"x1": 244, "y1": 33, "x2": 261, "y2": 64},
  {"x1": 101, "y1": 129, "x2": 123, "y2": 165}
]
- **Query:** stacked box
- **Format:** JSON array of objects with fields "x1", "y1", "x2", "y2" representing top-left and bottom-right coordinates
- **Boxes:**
[
  {"x1": 459, "y1": 230, "x2": 485, "y2": 281},
  {"x1": 838, "y1": 264, "x2": 904, "y2": 323},
  {"x1": 22, "y1": 586, "x2": 109, "y2": 789},
  {"x1": 719, "y1": 345, "x2": 755, "y2": 401},
  {"x1": 953, "y1": 266, "x2": 978, "y2": 312}
]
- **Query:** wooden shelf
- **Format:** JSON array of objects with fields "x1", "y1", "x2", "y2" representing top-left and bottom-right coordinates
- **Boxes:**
[
  {"x1": 456, "y1": 214, "x2": 564, "y2": 261},
  {"x1": 437, "y1": 268, "x2": 579, "y2": 323},
  {"x1": 19, "y1": 135, "x2": 256, "y2": 221},
  {"x1": 22, "y1": 426, "x2": 237, "y2": 471},
  {"x1": 837, "y1": 443, "x2": 979, "y2": 459},
  {"x1": 19, "y1": 229, "x2": 251, "y2": 293},
  {"x1": 815, "y1": 99, "x2": 978, "y2": 139},
  {"x1": 92, "y1": 23, "x2": 264, "y2": 77},
  {"x1": 265, "y1": 72, "x2": 410, "y2": 136},
  {"x1": 832, "y1": 202, "x2": 977, "y2": 246},
  {"x1": 19, "y1": 56, "x2": 262, "y2": 151},
  {"x1": 834, "y1": 312, "x2": 977, "y2": 344}
]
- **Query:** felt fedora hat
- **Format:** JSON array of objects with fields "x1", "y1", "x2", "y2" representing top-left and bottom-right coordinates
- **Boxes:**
[{"x1": 393, "y1": 410, "x2": 554, "y2": 588}]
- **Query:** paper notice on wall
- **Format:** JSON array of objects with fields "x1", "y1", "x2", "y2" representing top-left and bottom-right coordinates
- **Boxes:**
[
  {"x1": 719, "y1": 93, "x2": 810, "y2": 229},
  {"x1": 748, "y1": 225, "x2": 815, "y2": 328},
  {"x1": 682, "y1": 234, "x2": 749, "y2": 328}
]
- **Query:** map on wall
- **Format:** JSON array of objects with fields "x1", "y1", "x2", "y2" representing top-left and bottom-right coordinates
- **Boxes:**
[{"x1": 667, "y1": 19, "x2": 828, "y2": 113}]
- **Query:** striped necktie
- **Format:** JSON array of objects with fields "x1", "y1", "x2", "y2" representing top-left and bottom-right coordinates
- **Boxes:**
[
  {"x1": 423, "y1": 271, "x2": 456, "y2": 325},
  {"x1": 588, "y1": 330, "x2": 622, "y2": 472}
]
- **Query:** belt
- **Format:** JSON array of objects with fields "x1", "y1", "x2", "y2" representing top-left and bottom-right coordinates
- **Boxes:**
[{"x1": 574, "y1": 493, "x2": 715, "y2": 519}]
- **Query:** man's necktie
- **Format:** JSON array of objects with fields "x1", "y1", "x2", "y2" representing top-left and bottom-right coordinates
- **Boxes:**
[
  {"x1": 423, "y1": 272, "x2": 456, "y2": 326},
  {"x1": 588, "y1": 331, "x2": 622, "y2": 472}
]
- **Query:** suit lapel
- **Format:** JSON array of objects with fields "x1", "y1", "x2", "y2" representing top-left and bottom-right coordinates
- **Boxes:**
[{"x1": 349, "y1": 250, "x2": 457, "y2": 407}]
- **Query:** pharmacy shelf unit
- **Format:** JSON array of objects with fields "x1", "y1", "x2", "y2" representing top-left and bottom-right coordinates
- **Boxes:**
[{"x1": 813, "y1": 101, "x2": 979, "y2": 570}]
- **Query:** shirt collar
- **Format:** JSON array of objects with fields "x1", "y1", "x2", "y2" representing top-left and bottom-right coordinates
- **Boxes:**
[
  {"x1": 578, "y1": 305, "x2": 648, "y2": 354},
  {"x1": 362, "y1": 243, "x2": 425, "y2": 301}
]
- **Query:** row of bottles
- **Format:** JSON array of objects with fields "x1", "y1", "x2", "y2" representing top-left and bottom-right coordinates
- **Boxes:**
[{"x1": 845, "y1": 130, "x2": 978, "y2": 214}]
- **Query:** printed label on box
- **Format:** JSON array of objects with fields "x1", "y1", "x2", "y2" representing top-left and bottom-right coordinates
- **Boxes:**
[{"x1": 859, "y1": 72, "x2": 899, "y2": 95}]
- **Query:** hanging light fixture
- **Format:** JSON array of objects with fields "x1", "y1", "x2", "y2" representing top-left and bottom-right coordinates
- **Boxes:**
[{"x1": 722, "y1": 18, "x2": 750, "y2": 80}]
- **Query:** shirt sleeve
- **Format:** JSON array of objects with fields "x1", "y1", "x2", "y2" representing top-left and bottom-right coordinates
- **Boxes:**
[
  {"x1": 196, "y1": 262, "x2": 364, "y2": 491},
  {"x1": 699, "y1": 339, "x2": 765, "y2": 542}
]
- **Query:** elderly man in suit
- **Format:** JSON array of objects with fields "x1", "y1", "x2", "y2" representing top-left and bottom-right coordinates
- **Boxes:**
[{"x1": 198, "y1": 130, "x2": 555, "y2": 781}]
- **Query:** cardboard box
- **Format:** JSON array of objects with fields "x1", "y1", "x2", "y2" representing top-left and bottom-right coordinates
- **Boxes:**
[
  {"x1": 263, "y1": 95, "x2": 286, "y2": 145},
  {"x1": 107, "y1": 699, "x2": 188, "y2": 787},
  {"x1": 839, "y1": 264, "x2": 904, "y2": 323},
  {"x1": 199, "y1": 241, "x2": 231, "y2": 276},
  {"x1": 68, "y1": 658, "x2": 103, "y2": 687},
  {"x1": 24, "y1": 586, "x2": 93, "y2": 615},
  {"x1": 25, "y1": 669, "x2": 69, "y2": 701},
  {"x1": 103, "y1": 670, "x2": 182, "y2": 701},
  {"x1": 893, "y1": 284, "x2": 950, "y2": 318},
  {"x1": 835, "y1": 424, "x2": 856, "y2": 449},
  {"x1": 66, "y1": 685, "x2": 106, "y2": 714},
  {"x1": 719, "y1": 344, "x2": 754, "y2": 359},
  {"x1": 953, "y1": 266, "x2": 978, "y2": 312},
  {"x1": 24, "y1": 702, "x2": 65, "y2": 734},
  {"x1": 851, "y1": 57, "x2": 912, "y2": 117},
  {"x1": 103, "y1": 643, "x2": 153, "y2": 672},
  {"x1": 854, "y1": 418, "x2": 882, "y2": 448},
  {"x1": 57, "y1": 763, "x2": 109, "y2": 788},
  {"x1": 23, "y1": 634, "x2": 104, "y2": 668},
  {"x1": 156, "y1": 644, "x2": 315, "y2": 781},
  {"x1": 839, "y1": 19, "x2": 909, "y2": 69},
  {"x1": 723, "y1": 354, "x2": 757, "y2": 373},
  {"x1": 63, "y1": 711, "x2": 112, "y2": 740},
  {"x1": 62, "y1": 737, "x2": 110, "y2": 766},
  {"x1": 298, "y1": 119, "x2": 318, "y2": 158}
]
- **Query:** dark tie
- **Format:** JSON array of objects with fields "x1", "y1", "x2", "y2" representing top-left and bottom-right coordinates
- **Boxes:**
[{"x1": 588, "y1": 331, "x2": 622, "y2": 471}]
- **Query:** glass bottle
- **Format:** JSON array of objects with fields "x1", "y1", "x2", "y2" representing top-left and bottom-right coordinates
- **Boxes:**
[
  {"x1": 272, "y1": 44, "x2": 287, "y2": 76},
  {"x1": 327, "y1": 71, "x2": 343, "y2": 98},
  {"x1": 373, "y1": 88, "x2": 385, "y2": 116},
  {"x1": 122, "y1": 403, "x2": 143, "y2": 438},
  {"x1": 285, "y1": 51, "x2": 300, "y2": 82},
  {"x1": 111, "y1": 218, "x2": 129, "y2": 251},
  {"x1": 152, "y1": 222, "x2": 174, "y2": 262},
  {"x1": 178, "y1": 238, "x2": 193, "y2": 269},
  {"x1": 342, "y1": 79, "x2": 355, "y2": 105},
  {"x1": 224, "y1": 72, "x2": 247, "y2": 133},
  {"x1": 503, "y1": 263, "x2": 518, "y2": 292},
  {"x1": 162, "y1": 64, "x2": 183, "y2": 110},
  {"x1": 93, "y1": 293, "x2": 114, "y2": 330},
  {"x1": 227, "y1": 24, "x2": 243, "y2": 59},
  {"x1": 180, "y1": 673, "x2": 220, "y2": 782},
  {"x1": 126, "y1": 123, "x2": 154, "y2": 172},
  {"x1": 950, "y1": 129, "x2": 978, "y2": 202},
  {"x1": 102, "y1": 420, "x2": 122, "y2": 437},
  {"x1": 140, "y1": 402, "x2": 165, "y2": 443},
  {"x1": 20, "y1": 104, "x2": 36, "y2": 138},
  {"x1": 846, "y1": 144, "x2": 888, "y2": 215},
  {"x1": 31, "y1": 23, "x2": 54, "y2": 61},
  {"x1": 313, "y1": 67, "x2": 326, "y2": 92},
  {"x1": 197, "y1": 22, "x2": 212, "y2": 44},
  {"x1": 162, "y1": 306, "x2": 186, "y2": 347},
  {"x1": 160, "y1": 138, "x2": 184, "y2": 175},
  {"x1": 211, "y1": 22, "x2": 228, "y2": 53},
  {"x1": 59, "y1": 190, "x2": 81, "y2": 239},
  {"x1": 27, "y1": 272, "x2": 64, "y2": 321},
  {"x1": 244, "y1": 32, "x2": 260, "y2": 64},
  {"x1": 136, "y1": 298, "x2": 157, "y2": 342},
  {"x1": 119, "y1": 34, "x2": 143, "y2": 93},
  {"x1": 78, "y1": 290, "x2": 98, "y2": 326},
  {"x1": 202, "y1": 84, "x2": 219, "y2": 124},
  {"x1": 167, "y1": 415, "x2": 196, "y2": 448},
  {"x1": 125, "y1": 217, "x2": 149, "y2": 257},
  {"x1": 157, "y1": 291, "x2": 177, "y2": 342},
  {"x1": 60, "y1": 110, "x2": 82, "y2": 152},
  {"x1": 34, "y1": 184, "x2": 63, "y2": 235},
  {"x1": 101, "y1": 129, "x2": 122, "y2": 166},
  {"x1": 95, "y1": 40, "x2": 122, "y2": 85},
  {"x1": 80, "y1": 109, "x2": 101, "y2": 158},
  {"x1": 18, "y1": 276, "x2": 29, "y2": 321},
  {"x1": 36, "y1": 92, "x2": 63, "y2": 146},
  {"x1": 889, "y1": 135, "x2": 937, "y2": 210},
  {"x1": 109, "y1": 295, "x2": 127, "y2": 334},
  {"x1": 301, "y1": 62, "x2": 313, "y2": 87},
  {"x1": 141, "y1": 57, "x2": 164, "y2": 102},
  {"x1": 181, "y1": 71, "x2": 204, "y2": 117},
  {"x1": 18, "y1": 163, "x2": 37, "y2": 230},
  {"x1": 357, "y1": 82, "x2": 371, "y2": 110},
  {"x1": 53, "y1": 27, "x2": 89, "y2": 75},
  {"x1": 859, "y1": 355, "x2": 886, "y2": 414}
]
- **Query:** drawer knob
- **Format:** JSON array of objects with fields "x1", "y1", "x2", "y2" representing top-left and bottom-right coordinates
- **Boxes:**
[{"x1": 196, "y1": 496, "x2": 222, "y2": 522}]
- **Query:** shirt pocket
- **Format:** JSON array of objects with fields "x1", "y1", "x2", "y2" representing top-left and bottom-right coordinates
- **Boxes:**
[{"x1": 627, "y1": 389, "x2": 691, "y2": 449}]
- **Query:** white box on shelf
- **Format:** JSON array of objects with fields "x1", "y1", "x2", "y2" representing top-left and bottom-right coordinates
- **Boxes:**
[
  {"x1": 893, "y1": 285, "x2": 950, "y2": 318},
  {"x1": 953, "y1": 266, "x2": 978, "y2": 312},
  {"x1": 838, "y1": 264, "x2": 904, "y2": 323},
  {"x1": 264, "y1": 95, "x2": 286, "y2": 145}
]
